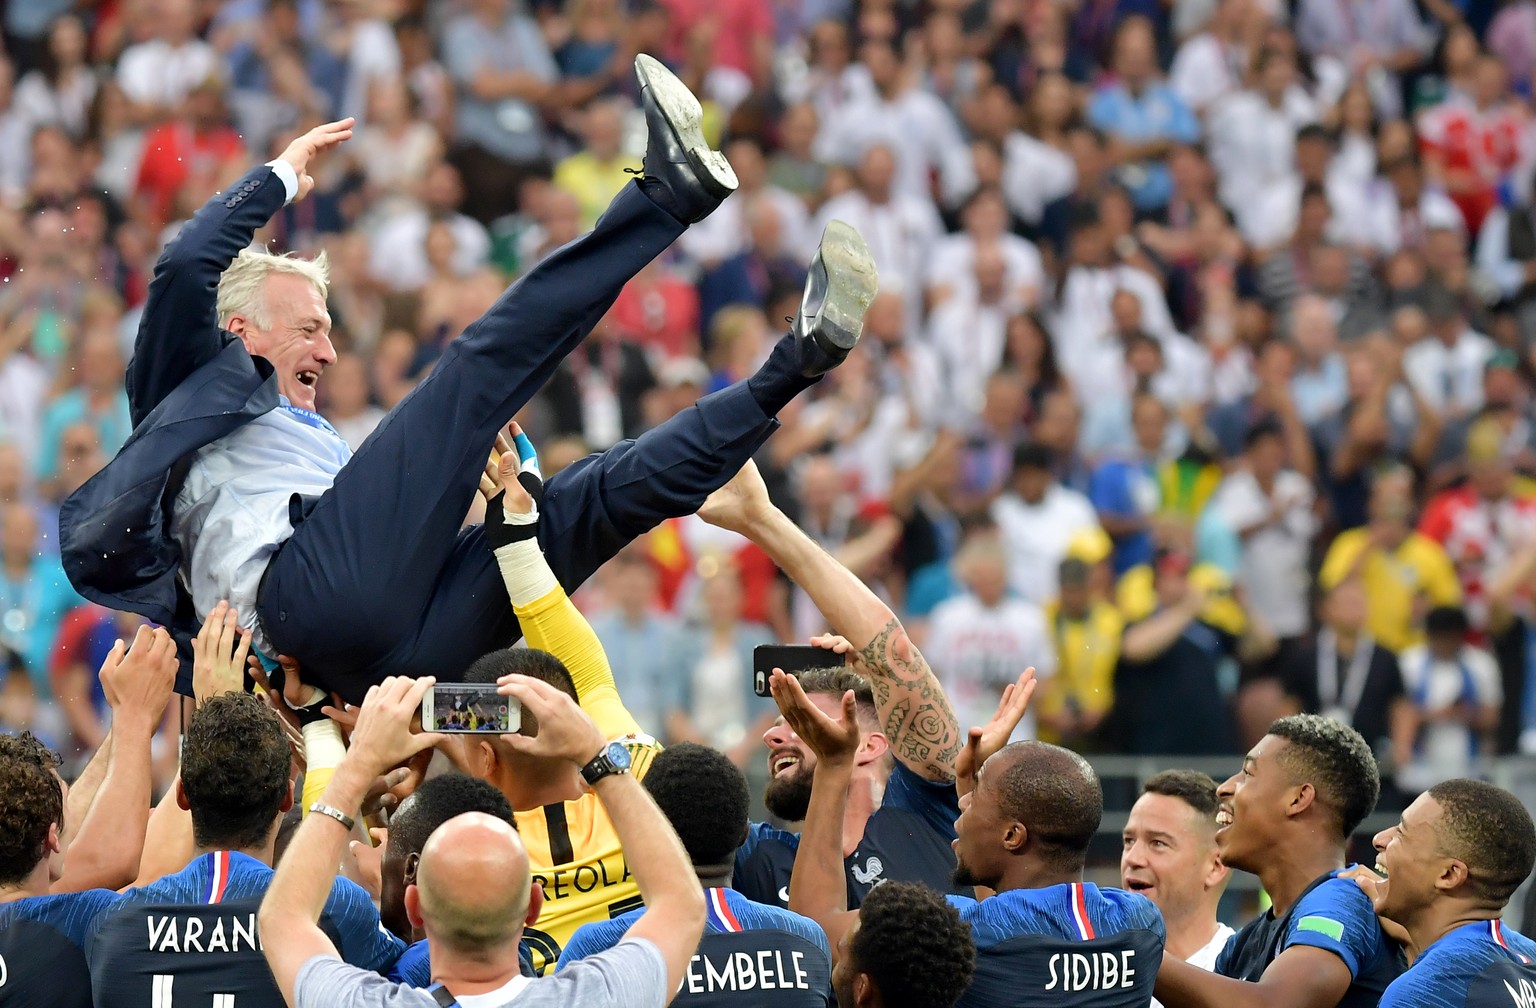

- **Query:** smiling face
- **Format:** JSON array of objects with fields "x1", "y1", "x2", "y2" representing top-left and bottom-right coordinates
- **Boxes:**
[
  {"x1": 1214, "y1": 735, "x2": 1298, "y2": 874},
  {"x1": 1121, "y1": 792, "x2": 1224, "y2": 923},
  {"x1": 231, "y1": 272, "x2": 336, "y2": 412},
  {"x1": 1369, "y1": 793, "x2": 1448, "y2": 926},
  {"x1": 762, "y1": 690, "x2": 864, "y2": 822}
]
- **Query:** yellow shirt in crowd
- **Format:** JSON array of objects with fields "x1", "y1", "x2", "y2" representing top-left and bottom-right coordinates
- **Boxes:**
[
  {"x1": 1035, "y1": 599, "x2": 1123, "y2": 746},
  {"x1": 1318, "y1": 529, "x2": 1462, "y2": 652},
  {"x1": 511, "y1": 586, "x2": 662, "y2": 974}
]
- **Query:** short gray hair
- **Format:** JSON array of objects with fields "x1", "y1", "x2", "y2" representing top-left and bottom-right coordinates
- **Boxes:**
[{"x1": 216, "y1": 248, "x2": 329, "y2": 329}]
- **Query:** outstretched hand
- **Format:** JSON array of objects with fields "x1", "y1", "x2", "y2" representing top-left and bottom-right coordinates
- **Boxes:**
[
  {"x1": 768, "y1": 670, "x2": 860, "y2": 767},
  {"x1": 698, "y1": 460, "x2": 775, "y2": 536},
  {"x1": 192, "y1": 600, "x2": 251, "y2": 705},
  {"x1": 957, "y1": 668, "x2": 1037, "y2": 797},
  {"x1": 99, "y1": 624, "x2": 179, "y2": 729},
  {"x1": 276, "y1": 118, "x2": 354, "y2": 201},
  {"x1": 495, "y1": 674, "x2": 607, "y2": 765},
  {"x1": 343, "y1": 677, "x2": 445, "y2": 780}
]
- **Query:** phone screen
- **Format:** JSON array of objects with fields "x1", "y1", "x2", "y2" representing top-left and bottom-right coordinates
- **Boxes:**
[
  {"x1": 752, "y1": 644, "x2": 847, "y2": 697},
  {"x1": 422, "y1": 683, "x2": 519, "y2": 734}
]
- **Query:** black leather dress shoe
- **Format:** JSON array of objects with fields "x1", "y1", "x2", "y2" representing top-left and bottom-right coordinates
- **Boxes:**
[
  {"x1": 635, "y1": 54, "x2": 737, "y2": 223},
  {"x1": 794, "y1": 220, "x2": 878, "y2": 377}
]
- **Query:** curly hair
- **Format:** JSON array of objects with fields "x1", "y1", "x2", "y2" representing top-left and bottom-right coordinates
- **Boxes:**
[
  {"x1": 1428, "y1": 779, "x2": 1536, "y2": 905},
  {"x1": 1268, "y1": 714, "x2": 1379, "y2": 838},
  {"x1": 182, "y1": 692, "x2": 292, "y2": 850},
  {"x1": 643, "y1": 743, "x2": 749, "y2": 868},
  {"x1": 0, "y1": 732, "x2": 63, "y2": 885},
  {"x1": 852, "y1": 881, "x2": 976, "y2": 1008}
]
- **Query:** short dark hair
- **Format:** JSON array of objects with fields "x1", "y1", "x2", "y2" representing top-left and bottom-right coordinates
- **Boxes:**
[
  {"x1": 994, "y1": 741, "x2": 1103, "y2": 871},
  {"x1": 1268, "y1": 714, "x2": 1380, "y2": 837},
  {"x1": 1295, "y1": 123, "x2": 1333, "y2": 147},
  {"x1": 182, "y1": 692, "x2": 292, "y2": 850},
  {"x1": 391, "y1": 774, "x2": 515, "y2": 859},
  {"x1": 643, "y1": 743, "x2": 749, "y2": 867},
  {"x1": 462, "y1": 647, "x2": 578, "y2": 735},
  {"x1": 851, "y1": 881, "x2": 975, "y2": 1008},
  {"x1": 0, "y1": 732, "x2": 62, "y2": 885},
  {"x1": 1012, "y1": 441, "x2": 1056, "y2": 473},
  {"x1": 795, "y1": 666, "x2": 879, "y2": 729},
  {"x1": 1142, "y1": 769, "x2": 1220, "y2": 820},
  {"x1": 1428, "y1": 779, "x2": 1536, "y2": 905},
  {"x1": 1425, "y1": 606, "x2": 1470, "y2": 638}
]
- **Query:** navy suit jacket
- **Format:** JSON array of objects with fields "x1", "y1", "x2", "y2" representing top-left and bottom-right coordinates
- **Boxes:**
[{"x1": 59, "y1": 165, "x2": 290, "y2": 690}]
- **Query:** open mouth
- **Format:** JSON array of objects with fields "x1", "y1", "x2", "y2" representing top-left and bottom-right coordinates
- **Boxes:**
[
  {"x1": 1124, "y1": 878, "x2": 1155, "y2": 894},
  {"x1": 1373, "y1": 862, "x2": 1389, "y2": 879},
  {"x1": 296, "y1": 370, "x2": 319, "y2": 387},
  {"x1": 771, "y1": 752, "x2": 801, "y2": 778},
  {"x1": 1215, "y1": 806, "x2": 1234, "y2": 830}
]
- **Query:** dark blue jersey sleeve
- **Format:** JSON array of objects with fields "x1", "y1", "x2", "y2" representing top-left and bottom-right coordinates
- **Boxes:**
[
  {"x1": 881, "y1": 760, "x2": 961, "y2": 841},
  {"x1": 322, "y1": 877, "x2": 405, "y2": 973},
  {"x1": 1281, "y1": 877, "x2": 1382, "y2": 977},
  {"x1": 558, "y1": 915, "x2": 635, "y2": 968}
]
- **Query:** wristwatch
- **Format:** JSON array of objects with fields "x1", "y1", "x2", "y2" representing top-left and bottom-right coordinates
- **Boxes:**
[{"x1": 580, "y1": 741, "x2": 632, "y2": 785}]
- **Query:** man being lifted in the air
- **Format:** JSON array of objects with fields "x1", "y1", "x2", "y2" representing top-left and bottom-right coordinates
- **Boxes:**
[{"x1": 61, "y1": 57, "x2": 877, "y2": 701}]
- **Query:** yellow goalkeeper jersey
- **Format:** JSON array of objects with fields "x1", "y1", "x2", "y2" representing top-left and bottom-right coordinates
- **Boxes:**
[{"x1": 510, "y1": 587, "x2": 662, "y2": 974}]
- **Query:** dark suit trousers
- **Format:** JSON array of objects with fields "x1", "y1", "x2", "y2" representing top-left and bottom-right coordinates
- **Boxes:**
[{"x1": 257, "y1": 182, "x2": 779, "y2": 700}]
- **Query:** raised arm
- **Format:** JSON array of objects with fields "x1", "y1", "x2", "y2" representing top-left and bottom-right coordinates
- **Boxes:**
[
  {"x1": 484, "y1": 426, "x2": 641, "y2": 738},
  {"x1": 700, "y1": 461, "x2": 963, "y2": 782},
  {"x1": 54, "y1": 625, "x2": 178, "y2": 892},
  {"x1": 772, "y1": 670, "x2": 861, "y2": 957},
  {"x1": 126, "y1": 119, "x2": 353, "y2": 425}
]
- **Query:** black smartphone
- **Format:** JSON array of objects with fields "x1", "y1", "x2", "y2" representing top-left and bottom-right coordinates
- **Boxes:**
[
  {"x1": 421, "y1": 682, "x2": 520, "y2": 734},
  {"x1": 753, "y1": 644, "x2": 846, "y2": 697}
]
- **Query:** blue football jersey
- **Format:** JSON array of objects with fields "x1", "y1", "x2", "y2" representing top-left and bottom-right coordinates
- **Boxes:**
[
  {"x1": 732, "y1": 760, "x2": 962, "y2": 909},
  {"x1": 949, "y1": 883, "x2": 1165, "y2": 1008},
  {"x1": 388, "y1": 937, "x2": 537, "y2": 986},
  {"x1": 1380, "y1": 919, "x2": 1536, "y2": 1008},
  {"x1": 560, "y1": 887, "x2": 832, "y2": 1007},
  {"x1": 87, "y1": 850, "x2": 404, "y2": 1008},
  {"x1": 1215, "y1": 868, "x2": 1404, "y2": 1008},
  {"x1": 0, "y1": 889, "x2": 120, "y2": 1007}
]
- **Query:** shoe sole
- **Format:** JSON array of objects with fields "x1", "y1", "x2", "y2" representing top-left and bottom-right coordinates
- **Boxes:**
[
  {"x1": 634, "y1": 54, "x2": 738, "y2": 198},
  {"x1": 805, "y1": 220, "x2": 878, "y2": 352}
]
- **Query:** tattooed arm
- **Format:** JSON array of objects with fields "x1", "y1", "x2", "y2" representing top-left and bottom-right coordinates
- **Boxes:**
[{"x1": 698, "y1": 462, "x2": 963, "y2": 782}]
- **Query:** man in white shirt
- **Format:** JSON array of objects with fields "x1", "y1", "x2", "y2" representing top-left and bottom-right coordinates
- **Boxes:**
[
  {"x1": 1403, "y1": 283, "x2": 1494, "y2": 420},
  {"x1": 991, "y1": 442, "x2": 1100, "y2": 606},
  {"x1": 925, "y1": 524, "x2": 1056, "y2": 743},
  {"x1": 1207, "y1": 49, "x2": 1318, "y2": 241},
  {"x1": 926, "y1": 186, "x2": 1044, "y2": 310},
  {"x1": 1122, "y1": 769, "x2": 1236, "y2": 1008},
  {"x1": 115, "y1": 0, "x2": 219, "y2": 122},
  {"x1": 1396, "y1": 605, "x2": 1502, "y2": 793}
]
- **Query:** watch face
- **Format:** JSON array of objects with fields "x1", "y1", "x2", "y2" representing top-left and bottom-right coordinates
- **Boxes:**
[{"x1": 605, "y1": 741, "x2": 632, "y2": 770}]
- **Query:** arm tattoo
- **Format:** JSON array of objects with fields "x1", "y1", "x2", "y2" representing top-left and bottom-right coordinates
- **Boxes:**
[{"x1": 858, "y1": 618, "x2": 961, "y2": 782}]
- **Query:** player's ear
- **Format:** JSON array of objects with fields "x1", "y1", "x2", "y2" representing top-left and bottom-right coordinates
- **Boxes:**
[
  {"x1": 525, "y1": 882, "x2": 545, "y2": 927},
  {"x1": 405, "y1": 883, "x2": 424, "y2": 930},
  {"x1": 854, "y1": 972, "x2": 877, "y2": 1008},
  {"x1": 1002, "y1": 820, "x2": 1027, "y2": 854},
  {"x1": 1204, "y1": 847, "x2": 1229, "y2": 890},
  {"x1": 1438, "y1": 857, "x2": 1469, "y2": 893},
  {"x1": 1286, "y1": 782, "x2": 1315, "y2": 819},
  {"x1": 474, "y1": 738, "x2": 498, "y2": 778},
  {"x1": 280, "y1": 778, "x2": 295, "y2": 813},
  {"x1": 176, "y1": 778, "x2": 191, "y2": 812},
  {"x1": 857, "y1": 730, "x2": 889, "y2": 766},
  {"x1": 47, "y1": 821, "x2": 61, "y2": 855}
]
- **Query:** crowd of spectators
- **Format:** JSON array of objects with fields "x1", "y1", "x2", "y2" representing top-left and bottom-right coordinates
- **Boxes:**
[{"x1": 3, "y1": 0, "x2": 1536, "y2": 803}]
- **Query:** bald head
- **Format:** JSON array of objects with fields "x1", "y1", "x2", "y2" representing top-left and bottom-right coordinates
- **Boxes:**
[
  {"x1": 415, "y1": 813, "x2": 534, "y2": 957},
  {"x1": 992, "y1": 741, "x2": 1103, "y2": 870}
]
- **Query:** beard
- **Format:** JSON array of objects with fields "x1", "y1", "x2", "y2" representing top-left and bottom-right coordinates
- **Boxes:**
[
  {"x1": 952, "y1": 856, "x2": 995, "y2": 891},
  {"x1": 764, "y1": 766, "x2": 816, "y2": 822}
]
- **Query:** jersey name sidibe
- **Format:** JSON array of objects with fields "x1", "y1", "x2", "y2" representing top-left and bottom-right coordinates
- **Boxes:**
[{"x1": 1045, "y1": 950, "x2": 1139, "y2": 991}]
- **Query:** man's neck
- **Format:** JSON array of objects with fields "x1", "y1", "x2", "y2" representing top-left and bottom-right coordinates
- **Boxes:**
[
  {"x1": 997, "y1": 862, "x2": 1081, "y2": 895},
  {"x1": 195, "y1": 840, "x2": 276, "y2": 867},
  {"x1": 695, "y1": 868, "x2": 734, "y2": 890},
  {"x1": 1163, "y1": 907, "x2": 1224, "y2": 961},
  {"x1": 1256, "y1": 838, "x2": 1346, "y2": 917},
  {"x1": 840, "y1": 770, "x2": 886, "y2": 857},
  {"x1": 432, "y1": 942, "x2": 526, "y2": 997},
  {"x1": 1330, "y1": 627, "x2": 1359, "y2": 656},
  {"x1": 0, "y1": 865, "x2": 52, "y2": 904},
  {"x1": 1404, "y1": 900, "x2": 1502, "y2": 959},
  {"x1": 504, "y1": 765, "x2": 585, "y2": 811}
]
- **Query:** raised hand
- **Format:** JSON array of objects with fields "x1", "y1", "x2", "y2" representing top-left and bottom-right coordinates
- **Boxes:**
[
  {"x1": 483, "y1": 422, "x2": 544, "y2": 548},
  {"x1": 342, "y1": 677, "x2": 444, "y2": 779},
  {"x1": 275, "y1": 118, "x2": 354, "y2": 201},
  {"x1": 192, "y1": 600, "x2": 251, "y2": 706},
  {"x1": 697, "y1": 459, "x2": 775, "y2": 536},
  {"x1": 99, "y1": 624, "x2": 178, "y2": 730},
  {"x1": 957, "y1": 668, "x2": 1038, "y2": 797},
  {"x1": 768, "y1": 669, "x2": 860, "y2": 766},
  {"x1": 495, "y1": 673, "x2": 607, "y2": 765}
]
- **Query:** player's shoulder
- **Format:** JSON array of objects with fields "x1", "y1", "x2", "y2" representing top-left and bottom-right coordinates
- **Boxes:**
[
  {"x1": 1088, "y1": 884, "x2": 1165, "y2": 933},
  {"x1": 0, "y1": 888, "x2": 120, "y2": 938},
  {"x1": 718, "y1": 890, "x2": 830, "y2": 954},
  {"x1": 561, "y1": 915, "x2": 634, "y2": 966},
  {"x1": 740, "y1": 820, "x2": 801, "y2": 857},
  {"x1": 1297, "y1": 872, "x2": 1378, "y2": 920},
  {"x1": 324, "y1": 873, "x2": 383, "y2": 918}
]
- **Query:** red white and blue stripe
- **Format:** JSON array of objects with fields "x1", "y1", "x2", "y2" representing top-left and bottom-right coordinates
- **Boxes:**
[
  {"x1": 1069, "y1": 883, "x2": 1097, "y2": 940},
  {"x1": 706, "y1": 888, "x2": 744, "y2": 933},
  {"x1": 1491, "y1": 920, "x2": 1531, "y2": 963},
  {"x1": 202, "y1": 851, "x2": 232, "y2": 905}
]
